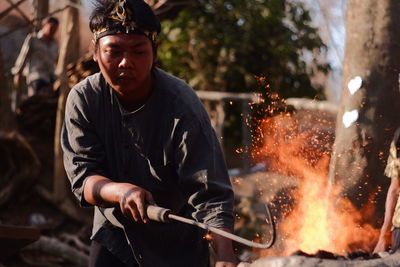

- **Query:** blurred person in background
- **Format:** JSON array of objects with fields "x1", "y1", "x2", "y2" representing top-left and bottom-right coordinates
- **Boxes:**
[
  {"x1": 12, "y1": 16, "x2": 59, "y2": 98},
  {"x1": 374, "y1": 127, "x2": 400, "y2": 254}
]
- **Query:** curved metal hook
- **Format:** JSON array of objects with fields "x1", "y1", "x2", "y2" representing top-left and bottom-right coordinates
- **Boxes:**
[
  {"x1": 168, "y1": 203, "x2": 275, "y2": 249},
  {"x1": 101, "y1": 203, "x2": 276, "y2": 249}
]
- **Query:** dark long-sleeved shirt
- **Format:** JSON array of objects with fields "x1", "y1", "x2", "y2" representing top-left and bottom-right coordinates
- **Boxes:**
[{"x1": 61, "y1": 68, "x2": 234, "y2": 266}]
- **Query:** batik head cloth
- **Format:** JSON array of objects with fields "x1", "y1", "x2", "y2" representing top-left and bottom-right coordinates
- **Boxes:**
[{"x1": 92, "y1": 0, "x2": 159, "y2": 43}]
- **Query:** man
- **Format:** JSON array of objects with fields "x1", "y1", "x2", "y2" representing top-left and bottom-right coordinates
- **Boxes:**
[
  {"x1": 61, "y1": 0, "x2": 237, "y2": 266},
  {"x1": 374, "y1": 127, "x2": 400, "y2": 254},
  {"x1": 12, "y1": 17, "x2": 59, "y2": 97}
]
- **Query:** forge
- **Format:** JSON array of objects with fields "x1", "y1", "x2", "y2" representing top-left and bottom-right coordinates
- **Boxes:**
[{"x1": 231, "y1": 108, "x2": 397, "y2": 266}]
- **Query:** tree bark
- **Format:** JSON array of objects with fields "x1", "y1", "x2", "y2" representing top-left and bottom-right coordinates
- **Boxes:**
[
  {"x1": 53, "y1": 0, "x2": 80, "y2": 204},
  {"x1": 328, "y1": 0, "x2": 400, "y2": 222}
]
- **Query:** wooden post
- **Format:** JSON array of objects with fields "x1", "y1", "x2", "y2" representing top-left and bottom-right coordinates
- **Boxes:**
[
  {"x1": 53, "y1": 0, "x2": 80, "y2": 203},
  {"x1": 33, "y1": 0, "x2": 48, "y2": 31},
  {"x1": 214, "y1": 101, "x2": 225, "y2": 146},
  {"x1": 0, "y1": 46, "x2": 15, "y2": 132},
  {"x1": 241, "y1": 100, "x2": 251, "y2": 174},
  {"x1": 0, "y1": 0, "x2": 27, "y2": 21},
  {"x1": 5, "y1": 0, "x2": 31, "y2": 24}
]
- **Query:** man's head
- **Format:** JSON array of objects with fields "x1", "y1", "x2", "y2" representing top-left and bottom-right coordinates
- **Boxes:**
[
  {"x1": 41, "y1": 17, "x2": 59, "y2": 39},
  {"x1": 89, "y1": 0, "x2": 161, "y2": 48},
  {"x1": 89, "y1": 0, "x2": 161, "y2": 102}
]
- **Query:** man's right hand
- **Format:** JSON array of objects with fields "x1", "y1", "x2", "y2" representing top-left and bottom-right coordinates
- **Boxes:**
[
  {"x1": 84, "y1": 175, "x2": 155, "y2": 224},
  {"x1": 117, "y1": 183, "x2": 155, "y2": 223}
]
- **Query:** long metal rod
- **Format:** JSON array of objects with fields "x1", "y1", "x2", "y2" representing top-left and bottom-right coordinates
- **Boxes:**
[
  {"x1": 168, "y1": 204, "x2": 275, "y2": 249},
  {"x1": 102, "y1": 203, "x2": 275, "y2": 250}
]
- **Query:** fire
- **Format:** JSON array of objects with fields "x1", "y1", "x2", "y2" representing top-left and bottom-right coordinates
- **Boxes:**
[
  {"x1": 252, "y1": 112, "x2": 379, "y2": 256},
  {"x1": 294, "y1": 178, "x2": 332, "y2": 253}
]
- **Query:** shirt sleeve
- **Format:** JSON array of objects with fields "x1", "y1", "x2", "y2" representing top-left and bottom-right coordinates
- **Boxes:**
[
  {"x1": 11, "y1": 34, "x2": 33, "y2": 75},
  {"x1": 174, "y1": 115, "x2": 235, "y2": 230},
  {"x1": 385, "y1": 128, "x2": 400, "y2": 179},
  {"x1": 61, "y1": 88, "x2": 107, "y2": 206}
]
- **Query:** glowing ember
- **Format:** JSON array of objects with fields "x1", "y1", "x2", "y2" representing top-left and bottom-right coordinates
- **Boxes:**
[{"x1": 252, "y1": 111, "x2": 379, "y2": 256}]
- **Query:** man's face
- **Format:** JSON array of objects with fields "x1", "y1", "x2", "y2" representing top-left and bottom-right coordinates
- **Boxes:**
[
  {"x1": 95, "y1": 34, "x2": 155, "y2": 99},
  {"x1": 42, "y1": 22, "x2": 58, "y2": 38}
]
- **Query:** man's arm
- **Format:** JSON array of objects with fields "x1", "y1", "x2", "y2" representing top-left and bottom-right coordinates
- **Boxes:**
[
  {"x1": 62, "y1": 88, "x2": 154, "y2": 224},
  {"x1": 174, "y1": 114, "x2": 237, "y2": 266},
  {"x1": 83, "y1": 175, "x2": 155, "y2": 224},
  {"x1": 374, "y1": 177, "x2": 400, "y2": 253},
  {"x1": 12, "y1": 34, "x2": 32, "y2": 86}
]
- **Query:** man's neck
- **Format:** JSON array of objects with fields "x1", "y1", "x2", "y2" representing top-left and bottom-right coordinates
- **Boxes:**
[
  {"x1": 38, "y1": 30, "x2": 54, "y2": 44},
  {"x1": 116, "y1": 74, "x2": 153, "y2": 112}
]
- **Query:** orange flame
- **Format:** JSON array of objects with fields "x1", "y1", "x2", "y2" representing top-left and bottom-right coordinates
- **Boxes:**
[{"x1": 253, "y1": 113, "x2": 379, "y2": 256}]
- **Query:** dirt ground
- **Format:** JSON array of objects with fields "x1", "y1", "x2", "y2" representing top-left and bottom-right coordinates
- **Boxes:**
[
  {"x1": 0, "y1": 188, "x2": 92, "y2": 267},
  {"x1": 0, "y1": 101, "x2": 92, "y2": 266}
]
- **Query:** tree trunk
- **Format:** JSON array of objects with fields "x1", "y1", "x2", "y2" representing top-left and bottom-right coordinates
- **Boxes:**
[
  {"x1": 53, "y1": 0, "x2": 80, "y2": 203},
  {"x1": 328, "y1": 0, "x2": 400, "y2": 222}
]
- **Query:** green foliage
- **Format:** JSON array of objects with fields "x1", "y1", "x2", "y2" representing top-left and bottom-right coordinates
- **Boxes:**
[{"x1": 158, "y1": 0, "x2": 330, "y2": 98}]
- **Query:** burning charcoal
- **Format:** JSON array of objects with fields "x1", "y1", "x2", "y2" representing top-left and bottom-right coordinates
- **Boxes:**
[
  {"x1": 314, "y1": 250, "x2": 337, "y2": 260},
  {"x1": 345, "y1": 249, "x2": 370, "y2": 260},
  {"x1": 290, "y1": 250, "x2": 313, "y2": 257},
  {"x1": 370, "y1": 252, "x2": 382, "y2": 259}
]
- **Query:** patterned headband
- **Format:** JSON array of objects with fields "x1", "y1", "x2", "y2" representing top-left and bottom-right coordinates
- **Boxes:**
[{"x1": 93, "y1": 0, "x2": 158, "y2": 43}]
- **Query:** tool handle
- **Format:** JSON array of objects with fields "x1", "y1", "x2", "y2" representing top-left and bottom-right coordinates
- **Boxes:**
[{"x1": 146, "y1": 205, "x2": 172, "y2": 223}]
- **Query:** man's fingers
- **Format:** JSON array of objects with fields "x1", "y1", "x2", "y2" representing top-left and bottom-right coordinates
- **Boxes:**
[
  {"x1": 128, "y1": 204, "x2": 142, "y2": 223},
  {"x1": 145, "y1": 191, "x2": 156, "y2": 205},
  {"x1": 124, "y1": 201, "x2": 143, "y2": 223},
  {"x1": 136, "y1": 200, "x2": 148, "y2": 223},
  {"x1": 120, "y1": 188, "x2": 143, "y2": 223},
  {"x1": 119, "y1": 185, "x2": 154, "y2": 223},
  {"x1": 122, "y1": 207, "x2": 135, "y2": 221}
]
